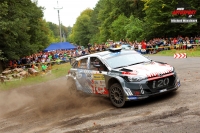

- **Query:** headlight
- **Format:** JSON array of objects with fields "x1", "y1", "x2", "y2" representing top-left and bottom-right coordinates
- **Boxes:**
[
  {"x1": 171, "y1": 67, "x2": 175, "y2": 72},
  {"x1": 127, "y1": 76, "x2": 146, "y2": 82}
]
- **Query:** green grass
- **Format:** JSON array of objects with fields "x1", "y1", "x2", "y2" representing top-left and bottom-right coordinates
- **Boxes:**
[
  {"x1": 156, "y1": 47, "x2": 200, "y2": 57},
  {"x1": 0, "y1": 63, "x2": 71, "y2": 91}
]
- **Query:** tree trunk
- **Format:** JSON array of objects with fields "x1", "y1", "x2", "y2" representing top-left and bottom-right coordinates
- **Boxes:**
[{"x1": 0, "y1": 61, "x2": 3, "y2": 73}]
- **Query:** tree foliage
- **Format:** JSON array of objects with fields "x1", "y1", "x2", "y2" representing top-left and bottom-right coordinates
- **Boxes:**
[
  {"x1": 1, "y1": 0, "x2": 200, "y2": 61},
  {"x1": 69, "y1": 0, "x2": 200, "y2": 45},
  {"x1": 0, "y1": 50, "x2": 4, "y2": 61},
  {"x1": 111, "y1": 14, "x2": 129, "y2": 41},
  {"x1": 0, "y1": 0, "x2": 50, "y2": 60},
  {"x1": 142, "y1": 0, "x2": 200, "y2": 39},
  {"x1": 69, "y1": 8, "x2": 93, "y2": 46},
  {"x1": 47, "y1": 22, "x2": 72, "y2": 43},
  {"x1": 125, "y1": 15, "x2": 144, "y2": 41}
]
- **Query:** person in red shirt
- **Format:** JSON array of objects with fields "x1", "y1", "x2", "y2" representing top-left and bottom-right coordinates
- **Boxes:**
[
  {"x1": 9, "y1": 60, "x2": 13, "y2": 68},
  {"x1": 141, "y1": 40, "x2": 147, "y2": 54},
  {"x1": 141, "y1": 40, "x2": 147, "y2": 49},
  {"x1": 173, "y1": 38, "x2": 177, "y2": 45}
]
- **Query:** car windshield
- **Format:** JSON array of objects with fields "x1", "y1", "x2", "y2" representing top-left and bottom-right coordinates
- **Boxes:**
[{"x1": 105, "y1": 53, "x2": 150, "y2": 69}]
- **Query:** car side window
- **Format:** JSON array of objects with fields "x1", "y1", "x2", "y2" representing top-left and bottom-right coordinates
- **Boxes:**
[
  {"x1": 90, "y1": 57, "x2": 98, "y2": 70},
  {"x1": 77, "y1": 58, "x2": 88, "y2": 69},
  {"x1": 72, "y1": 61, "x2": 78, "y2": 68},
  {"x1": 90, "y1": 57, "x2": 108, "y2": 71}
]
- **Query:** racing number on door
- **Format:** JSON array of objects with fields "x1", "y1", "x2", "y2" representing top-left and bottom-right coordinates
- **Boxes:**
[{"x1": 152, "y1": 78, "x2": 169, "y2": 89}]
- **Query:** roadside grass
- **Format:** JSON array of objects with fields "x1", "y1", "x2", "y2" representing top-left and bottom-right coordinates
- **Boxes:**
[
  {"x1": 0, "y1": 63, "x2": 71, "y2": 91},
  {"x1": 156, "y1": 46, "x2": 200, "y2": 57}
]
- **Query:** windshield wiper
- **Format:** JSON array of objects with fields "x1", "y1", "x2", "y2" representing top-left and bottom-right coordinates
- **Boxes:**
[{"x1": 114, "y1": 65, "x2": 128, "y2": 69}]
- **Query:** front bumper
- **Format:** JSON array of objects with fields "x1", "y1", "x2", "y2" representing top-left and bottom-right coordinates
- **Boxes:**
[{"x1": 126, "y1": 79, "x2": 181, "y2": 101}]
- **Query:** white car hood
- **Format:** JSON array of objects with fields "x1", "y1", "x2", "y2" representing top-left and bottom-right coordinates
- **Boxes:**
[{"x1": 121, "y1": 62, "x2": 173, "y2": 78}]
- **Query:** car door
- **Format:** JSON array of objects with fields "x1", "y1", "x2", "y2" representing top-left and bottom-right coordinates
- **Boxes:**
[
  {"x1": 73, "y1": 57, "x2": 95, "y2": 94},
  {"x1": 89, "y1": 56, "x2": 109, "y2": 95}
]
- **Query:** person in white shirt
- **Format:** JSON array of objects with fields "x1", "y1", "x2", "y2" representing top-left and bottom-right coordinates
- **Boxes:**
[
  {"x1": 41, "y1": 58, "x2": 45, "y2": 63},
  {"x1": 138, "y1": 43, "x2": 142, "y2": 53}
]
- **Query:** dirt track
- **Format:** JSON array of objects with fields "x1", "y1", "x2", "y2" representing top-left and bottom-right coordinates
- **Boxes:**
[{"x1": 0, "y1": 56, "x2": 200, "y2": 133}]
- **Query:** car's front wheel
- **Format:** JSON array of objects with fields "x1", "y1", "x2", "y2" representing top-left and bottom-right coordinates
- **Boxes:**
[{"x1": 109, "y1": 83, "x2": 126, "y2": 108}]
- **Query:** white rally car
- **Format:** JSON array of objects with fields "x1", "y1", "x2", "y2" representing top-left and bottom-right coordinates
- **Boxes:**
[{"x1": 67, "y1": 48, "x2": 181, "y2": 107}]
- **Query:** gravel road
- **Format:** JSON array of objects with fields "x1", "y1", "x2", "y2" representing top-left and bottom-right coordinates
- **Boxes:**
[{"x1": 0, "y1": 56, "x2": 200, "y2": 133}]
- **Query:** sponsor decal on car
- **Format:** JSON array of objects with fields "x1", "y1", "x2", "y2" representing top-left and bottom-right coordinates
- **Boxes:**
[
  {"x1": 93, "y1": 74, "x2": 105, "y2": 80},
  {"x1": 127, "y1": 96, "x2": 138, "y2": 100},
  {"x1": 140, "y1": 84, "x2": 144, "y2": 94},
  {"x1": 92, "y1": 74, "x2": 108, "y2": 95},
  {"x1": 124, "y1": 88, "x2": 133, "y2": 96},
  {"x1": 95, "y1": 87, "x2": 108, "y2": 94}
]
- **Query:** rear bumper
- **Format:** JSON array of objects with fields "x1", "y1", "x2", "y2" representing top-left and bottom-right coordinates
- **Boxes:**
[
  {"x1": 66, "y1": 75, "x2": 75, "y2": 80},
  {"x1": 66, "y1": 75, "x2": 82, "y2": 90}
]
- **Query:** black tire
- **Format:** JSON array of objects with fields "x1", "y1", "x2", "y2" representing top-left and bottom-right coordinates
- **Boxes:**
[{"x1": 109, "y1": 83, "x2": 126, "y2": 108}]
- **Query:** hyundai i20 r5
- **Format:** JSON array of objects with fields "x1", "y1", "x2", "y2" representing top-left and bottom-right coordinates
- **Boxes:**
[{"x1": 66, "y1": 48, "x2": 181, "y2": 107}]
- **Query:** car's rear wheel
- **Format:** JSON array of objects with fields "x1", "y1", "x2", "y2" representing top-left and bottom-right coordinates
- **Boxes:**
[{"x1": 109, "y1": 83, "x2": 126, "y2": 108}]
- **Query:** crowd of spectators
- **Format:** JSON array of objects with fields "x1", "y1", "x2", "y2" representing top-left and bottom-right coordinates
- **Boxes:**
[
  {"x1": 8, "y1": 35, "x2": 200, "y2": 69},
  {"x1": 85, "y1": 36, "x2": 200, "y2": 54},
  {"x1": 131, "y1": 36, "x2": 200, "y2": 54},
  {"x1": 8, "y1": 49, "x2": 89, "y2": 69}
]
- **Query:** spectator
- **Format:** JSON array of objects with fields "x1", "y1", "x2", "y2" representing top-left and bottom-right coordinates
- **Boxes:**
[
  {"x1": 141, "y1": 40, "x2": 147, "y2": 54},
  {"x1": 82, "y1": 49, "x2": 86, "y2": 55},
  {"x1": 9, "y1": 60, "x2": 13, "y2": 68},
  {"x1": 41, "y1": 63, "x2": 47, "y2": 72},
  {"x1": 21, "y1": 57, "x2": 27, "y2": 65},
  {"x1": 87, "y1": 43, "x2": 91, "y2": 53},
  {"x1": 195, "y1": 37, "x2": 199, "y2": 44},
  {"x1": 13, "y1": 60, "x2": 17, "y2": 68},
  {"x1": 102, "y1": 44, "x2": 106, "y2": 51},
  {"x1": 138, "y1": 43, "x2": 142, "y2": 53}
]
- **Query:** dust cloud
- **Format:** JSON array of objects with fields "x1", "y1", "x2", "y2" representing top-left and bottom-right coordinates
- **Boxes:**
[
  {"x1": 0, "y1": 89, "x2": 33, "y2": 116},
  {"x1": 0, "y1": 76, "x2": 112, "y2": 119}
]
